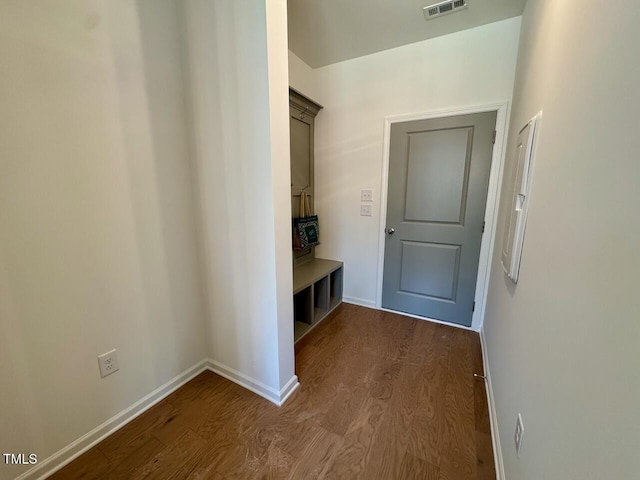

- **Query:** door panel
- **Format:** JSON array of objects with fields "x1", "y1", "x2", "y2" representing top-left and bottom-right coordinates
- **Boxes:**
[
  {"x1": 399, "y1": 241, "x2": 461, "y2": 301},
  {"x1": 290, "y1": 104, "x2": 316, "y2": 265},
  {"x1": 405, "y1": 128, "x2": 471, "y2": 224},
  {"x1": 290, "y1": 116, "x2": 312, "y2": 191},
  {"x1": 382, "y1": 112, "x2": 497, "y2": 326}
]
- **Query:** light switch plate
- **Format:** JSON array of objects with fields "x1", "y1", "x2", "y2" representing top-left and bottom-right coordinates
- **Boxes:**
[
  {"x1": 361, "y1": 189, "x2": 373, "y2": 202},
  {"x1": 360, "y1": 204, "x2": 372, "y2": 216}
]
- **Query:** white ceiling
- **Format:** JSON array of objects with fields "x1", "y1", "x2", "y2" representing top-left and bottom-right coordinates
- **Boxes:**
[{"x1": 288, "y1": 0, "x2": 527, "y2": 68}]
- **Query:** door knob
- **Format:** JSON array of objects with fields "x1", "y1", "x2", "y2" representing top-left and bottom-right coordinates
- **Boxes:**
[{"x1": 387, "y1": 228, "x2": 395, "y2": 235}]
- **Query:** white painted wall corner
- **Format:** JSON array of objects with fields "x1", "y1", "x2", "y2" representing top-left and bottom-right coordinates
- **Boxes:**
[
  {"x1": 15, "y1": 359, "x2": 299, "y2": 480},
  {"x1": 208, "y1": 360, "x2": 299, "y2": 407}
]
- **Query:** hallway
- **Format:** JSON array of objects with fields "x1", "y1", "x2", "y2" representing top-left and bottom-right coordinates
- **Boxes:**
[{"x1": 52, "y1": 304, "x2": 494, "y2": 479}]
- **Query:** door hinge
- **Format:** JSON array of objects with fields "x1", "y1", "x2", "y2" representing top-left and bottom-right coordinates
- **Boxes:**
[
  {"x1": 472, "y1": 301, "x2": 476, "y2": 312},
  {"x1": 482, "y1": 221, "x2": 485, "y2": 233},
  {"x1": 492, "y1": 130, "x2": 497, "y2": 145}
]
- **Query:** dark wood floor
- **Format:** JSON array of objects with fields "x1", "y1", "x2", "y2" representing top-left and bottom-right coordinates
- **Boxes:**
[{"x1": 51, "y1": 304, "x2": 495, "y2": 479}]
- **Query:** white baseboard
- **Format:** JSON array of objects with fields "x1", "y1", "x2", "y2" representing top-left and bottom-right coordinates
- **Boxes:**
[
  {"x1": 480, "y1": 328, "x2": 505, "y2": 480},
  {"x1": 379, "y1": 307, "x2": 476, "y2": 331},
  {"x1": 16, "y1": 359, "x2": 299, "y2": 480},
  {"x1": 344, "y1": 297, "x2": 477, "y2": 332},
  {"x1": 17, "y1": 359, "x2": 211, "y2": 480},
  {"x1": 208, "y1": 360, "x2": 299, "y2": 407},
  {"x1": 278, "y1": 374, "x2": 300, "y2": 405},
  {"x1": 342, "y1": 296, "x2": 377, "y2": 308}
]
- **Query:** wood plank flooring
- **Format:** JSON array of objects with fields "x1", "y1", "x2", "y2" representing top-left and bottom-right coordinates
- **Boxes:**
[{"x1": 50, "y1": 304, "x2": 495, "y2": 479}]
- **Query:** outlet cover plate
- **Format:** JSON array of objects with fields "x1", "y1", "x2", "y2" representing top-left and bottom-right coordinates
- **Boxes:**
[
  {"x1": 361, "y1": 189, "x2": 373, "y2": 202},
  {"x1": 360, "y1": 204, "x2": 372, "y2": 216},
  {"x1": 98, "y1": 349, "x2": 119, "y2": 378},
  {"x1": 514, "y1": 413, "x2": 524, "y2": 457}
]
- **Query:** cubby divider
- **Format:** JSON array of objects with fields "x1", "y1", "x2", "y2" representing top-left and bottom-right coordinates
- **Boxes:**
[{"x1": 292, "y1": 258, "x2": 343, "y2": 342}]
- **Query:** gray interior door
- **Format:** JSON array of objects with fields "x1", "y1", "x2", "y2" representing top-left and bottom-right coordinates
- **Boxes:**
[{"x1": 382, "y1": 112, "x2": 497, "y2": 326}]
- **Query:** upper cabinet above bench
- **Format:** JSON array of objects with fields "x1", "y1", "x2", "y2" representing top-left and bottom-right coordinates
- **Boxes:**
[{"x1": 290, "y1": 88, "x2": 322, "y2": 266}]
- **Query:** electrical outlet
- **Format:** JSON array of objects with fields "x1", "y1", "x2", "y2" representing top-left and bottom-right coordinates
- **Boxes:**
[
  {"x1": 98, "y1": 349, "x2": 119, "y2": 378},
  {"x1": 360, "y1": 204, "x2": 372, "y2": 216},
  {"x1": 361, "y1": 189, "x2": 373, "y2": 202},
  {"x1": 514, "y1": 413, "x2": 525, "y2": 457}
]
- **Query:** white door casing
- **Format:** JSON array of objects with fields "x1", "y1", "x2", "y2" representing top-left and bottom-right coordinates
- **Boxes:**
[{"x1": 376, "y1": 102, "x2": 511, "y2": 331}]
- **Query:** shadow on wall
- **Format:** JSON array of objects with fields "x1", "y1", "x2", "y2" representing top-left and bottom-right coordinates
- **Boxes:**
[
  {"x1": 0, "y1": 2, "x2": 208, "y2": 478},
  {"x1": 132, "y1": 0, "x2": 209, "y2": 384}
]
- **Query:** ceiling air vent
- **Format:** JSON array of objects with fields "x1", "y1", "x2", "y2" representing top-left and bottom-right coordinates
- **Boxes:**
[{"x1": 423, "y1": 0, "x2": 468, "y2": 20}]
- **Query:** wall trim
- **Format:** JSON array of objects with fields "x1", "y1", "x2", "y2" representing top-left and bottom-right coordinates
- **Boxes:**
[
  {"x1": 343, "y1": 296, "x2": 377, "y2": 308},
  {"x1": 16, "y1": 359, "x2": 299, "y2": 480},
  {"x1": 379, "y1": 307, "x2": 475, "y2": 331},
  {"x1": 208, "y1": 360, "x2": 299, "y2": 407},
  {"x1": 375, "y1": 101, "x2": 512, "y2": 332},
  {"x1": 344, "y1": 297, "x2": 475, "y2": 331},
  {"x1": 480, "y1": 327, "x2": 506, "y2": 480},
  {"x1": 278, "y1": 374, "x2": 301, "y2": 406},
  {"x1": 16, "y1": 359, "x2": 211, "y2": 480}
]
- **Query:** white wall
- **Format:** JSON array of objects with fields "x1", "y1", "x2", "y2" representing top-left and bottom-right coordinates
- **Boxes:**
[
  {"x1": 288, "y1": 51, "x2": 318, "y2": 100},
  {"x1": 183, "y1": 0, "x2": 296, "y2": 400},
  {"x1": 483, "y1": 1, "x2": 640, "y2": 479},
  {"x1": 265, "y1": 1, "x2": 299, "y2": 389},
  {"x1": 288, "y1": 18, "x2": 521, "y2": 316},
  {"x1": 0, "y1": 1, "x2": 207, "y2": 479}
]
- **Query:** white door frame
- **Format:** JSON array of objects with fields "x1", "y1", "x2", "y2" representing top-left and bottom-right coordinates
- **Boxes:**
[{"x1": 375, "y1": 101, "x2": 511, "y2": 331}]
